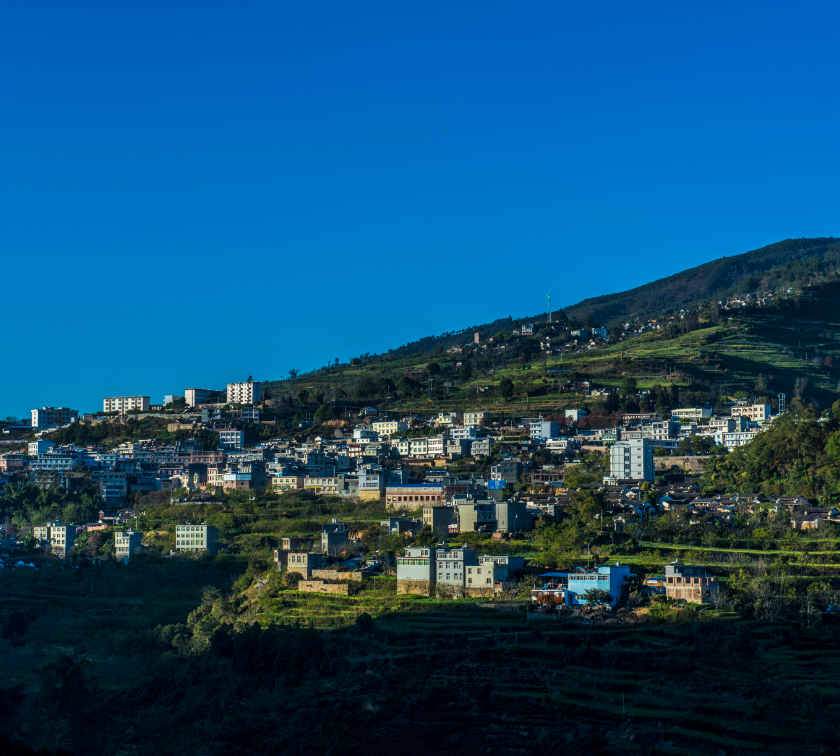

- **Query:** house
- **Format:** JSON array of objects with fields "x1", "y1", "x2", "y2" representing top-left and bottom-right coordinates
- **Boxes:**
[
  {"x1": 664, "y1": 563, "x2": 718, "y2": 603},
  {"x1": 566, "y1": 564, "x2": 632, "y2": 608},
  {"x1": 175, "y1": 524, "x2": 219, "y2": 555}
]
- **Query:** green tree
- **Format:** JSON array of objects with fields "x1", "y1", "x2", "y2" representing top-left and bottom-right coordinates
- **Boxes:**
[
  {"x1": 458, "y1": 364, "x2": 473, "y2": 383},
  {"x1": 427, "y1": 362, "x2": 441, "y2": 375},
  {"x1": 499, "y1": 378, "x2": 514, "y2": 400},
  {"x1": 620, "y1": 376, "x2": 638, "y2": 397}
]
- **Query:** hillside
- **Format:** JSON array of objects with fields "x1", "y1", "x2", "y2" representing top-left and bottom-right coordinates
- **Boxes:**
[
  {"x1": 376, "y1": 238, "x2": 838, "y2": 358},
  {"x1": 265, "y1": 275, "x2": 840, "y2": 419}
]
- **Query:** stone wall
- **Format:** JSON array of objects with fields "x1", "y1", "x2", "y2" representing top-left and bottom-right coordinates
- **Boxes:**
[
  {"x1": 397, "y1": 579, "x2": 432, "y2": 596},
  {"x1": 655, "y1": 456, "x2": 710, "y2": 473},
  {"x1": 311, "y1": 569, "x2": 363, "y2": 582},
  {"x1": 298, "y1": 580, "x2": 349, "y2": 595}
]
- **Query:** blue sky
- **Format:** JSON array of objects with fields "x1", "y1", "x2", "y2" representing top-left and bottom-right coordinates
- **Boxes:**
[{"x1": 2, "y1": 2, "x2": 839, "y2": 417}]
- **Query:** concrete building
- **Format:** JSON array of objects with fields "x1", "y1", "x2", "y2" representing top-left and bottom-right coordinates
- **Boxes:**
[
  {"x1": 665, "y1": 563, "x2": 719, "y2": 603},
  {"x1": 371, "y1": 420, "x2": 408, "y2": 436},
  {"x1": 385, "y1": 484, "x2": 444, "y2": 509},
  {"x1": 103, "y1": 396, "x2": 150, "y2": 413},
  {"x1": 491, "y1": 459, "x2": 520, "y2": 484},
  {"x1": 471, "y1": 438, "x2": 491, "y2": 457},
  {"x1": 28, "y1": 440, "x2": 56, "y2": 456},
  {"x1": 283, "y1": 551, "x2": 322, "y2": 578},
  {"x1": 458, "y1": 502, "x2": 496, "y2": 533},
  {"x1": 321, "y1": 519, "x2": 349, "y2": 553},
  {"x1": 718, "y1": 430, "x2": 760, "y2": 450},
  {"x1": 31, "y1": 407, "x2": 78, "y2": 430},
  {"x1": 671, "y1": 407, "x2": 712, "y2": 421},
  {"x1": 272, "y1": 475, "x2": 305, "y2": 492},
  {"x1": 434, "y1": 545, "x2": 479, "y2": 592},
  {"x1": 567, "y1": 564, "x2": 632, "y2": 608},
  {"x1": 185, "y1": 388, "x2": 216, "y2": 407},
  {"x1": 33, "y1": 521, "x2": 75, "y2": 557},
  {"x1": 115, "y1": 529, "x2": 143, "y2": 562},
  {"x1": 175, "y1": 524, "x2": 219, "y2": 555},
  {"x1": 449, "y1": 426, "x2": 479, "y2": 441},
  {"x1": 495, "y1": 500, "x2": 533, "y2": 533},
  {"x1": 530, "y1": 419, "x2": 560, "y2": 441},
  {"x1": 565, "y1": 409, "x2": 587, "y2": 422},
  {"x1": 396, "y1": 546, "x2": 436, "y2": 594},
  {"x1": 609, "y1": 438, "x2": 654, "y2": 483},
  {"x1": 463, "y1": 410, "x2": 491, "y2": 427},
  {"x1": 436, "y1": 412, "x2": 462, "y2": 426},
  {"x1": 226, "y1": 381, "x2": 262, "y2": 405},
  {"x1": 218, "y1": 429, "x2": 245, "y2": 450},
  {"x1": 641, "y1": 420, "x2": 680, "y2": 440},
  {"x1": 422, "y1": 505, "x2": 456, "y2": 536},
  {"x1": 731, "y1": 403, "x2": 772, "y2": 422}
]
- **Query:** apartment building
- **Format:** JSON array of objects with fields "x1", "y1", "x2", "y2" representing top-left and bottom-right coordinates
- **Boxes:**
[
  {"x1": 371, "y1": 420, "x2": 408, "y2": 436},
  {"x1": 530, "y1": 419, "x2": 560, "y2": 441},
  {"x1": 434, "y1": 545, "x2": 478, "y2": 590},
  {"x1": 436, "y1": 412, "x2": 462, "y2": 426},
  {"x1": 609, "y1": 438, "x2": 654, "y2": 483},
  {"x1": 731, "y1": 403, "x2": 771, "y2": 422},
  {"x1": 33, "y1": 521, "x2": 75, "y2": 556},
  {"x1": 115, "y1": 529, "x2": 143, "y2": 561},
  {"x1": 463, "y1": 410, "x2": 491, "y2": 427},
  {"x1": 272, "y1": 475, "x2": 305, "y2": 492},
  {"x1": 31, "y1": 407, "x2": 79, "y2": 430},
  {"x1": 385, "y1": 484, "x2": 444, "y2": 509},
  {"x1": 408, "y1": 438, "x2": 429, "y2": 457},
  {"x1": 427, "y1": 435, "x2": 447, "y2": 457},
  {"x1": 218, "y1": 429, "x2": 245, "y2": 450},
  {"x1": 421, "y1": 505, "x2": 456, "y2": 536},
  {"x1": 226, "y1": 381, "x2": 262, "y2": 405},
  {"x1": 718, "y1": 430, "x2": 760, "y2": 450},
  {"x1": 491, "y1": 459, "x2": 520, "y2": 483},
  {"x1": 671, "y1": 407, "x2": 712, "y2": 421},
  {"x1": 0, "y1": 453, "x2": 26, "y2": 472},
  {"x1": 175, "y1": 524, "x2": 219, "y2": 555},
  {"x1": 103, "y1": 396, "x2": 151, "y2": 413},
  {"x1": 185, "y1": 388, "x2": 216, "y2": 407},
  {"x1": 28, "y1": 440, "x2": 56, "y2": 456},
  {"x1": 641, "y1": 420, "x2": 679, "y2": 440}
]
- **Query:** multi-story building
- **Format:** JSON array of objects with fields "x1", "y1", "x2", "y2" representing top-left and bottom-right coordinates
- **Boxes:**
[
  {"x1": 671, "y1": 407, "x2": 712, "y2": 421},
  {"x1": 185, "y1": 388, "x2": 216, "y2": 407},
  {"x1": 396, "y1": 546, "x2": 436, "y2": 594},
  {"x1": 709, "y1": 416, "x2": 748, "y2": 433},
  {"x1": 321, "y1": 519, "x2": 349, "y2": 553},
  {"x1": 283, "y1": 551, "x2": 322, "y2": 578},
  {"x1": 372, "y1": 420, "x2": 408, "y2": 436},
  {"x1": 385, "y1": 484, "x2": 445, "y2": 509},
  {"x1": 471, "y1": 438, "x2": 491, "y2": 457},
  {"x1": 565, "y1": 409, "x2": 587, "y2": 422},
  {"x1": 641, "y1": 420, "x2": 679, "y2": 440},
  {"x1": 566, "y1": 564, "x2": 632, "y2": 608},
  {"x1": 731, "y1": 403, "x2": 771, "y2": 422},
  {"x1": 530, "y1": 419, "x2": 560, "y2": 441},
  {"x1": 718, "y1": 430, "x2": 760, "y2": 450},
  {"x1": 463, "y1": 410, "x2": 491, "y2": 427},
  {"x1": 458, "y1": 502, "x2": 496, "y2": 532},
  {"x1": 33, "y1": 521, "x2": 75, "y2": 557},
  {"x1": 408, "y1": 438, "x2": 429, "y2": 457},
  {"x1": 0, "y1": 452, "x2": 26, "y2": 472},
  {"x1": 398, "y1": 545, "x2": 500, "y2": 597},
  {"x1": 436, "y1": 412, "x2": 462, "y2": 426},
  {"x1": 665, "y1": 563, "x2": 719, "y2": 603},
  {"x1": 272, "y1": 475, "x2": 305, "y2": 492},
  {"x1": 420, "y1": 505, "x2": 455, "y2": 535},
  {"x1": 495, "y1": 500, "x2": 533, "y2": 533},
  {"x1": 218, "y1": 429, "x2": 245, "y2": 450},
  {"x1": 28, "y1": 440, "x2": 56, "y2": 456},
  {"x1": 29, "y1": 453, "x2": 78, "y2": 472},
  {"x1": 491, "y1": 459, "x2": 520, "y2": 484},
  {"x1": 449, "y1": 426, "x2": 479, "y2": 441},
  {"x1": 103, "y1": 396, "x2": 150, "y2": 413},
  {"x1": 115, "y1": 529, "x2": 143, "y2": 561},
  {"x1": 226, "y1": 381, "x2": 262, "y2": 405},
  {"x1": 175, "y1": 524, "x2": 219, "y2": 555},
  {"x1": 434, "y1": 545, "x2": 478, "y2": 591},
  {"x1": 427, "y1": 435, "x2": 447, "y2": 457},
  {"x1": 31, "y1": 407, "x2": 79, "y2": 430},
  {"x1": 609, "y1": 438, "x2": 654, "y2": 483}
]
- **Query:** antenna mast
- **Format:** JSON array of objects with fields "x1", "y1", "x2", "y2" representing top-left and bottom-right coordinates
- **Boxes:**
[{"x1": 547, "y1": 294, "x2": 552, "y2": 324}]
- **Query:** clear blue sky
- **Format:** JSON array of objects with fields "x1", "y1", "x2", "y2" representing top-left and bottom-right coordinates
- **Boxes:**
[{"x1": 2, "y1": 2, "x2": 838, "y2": 418}]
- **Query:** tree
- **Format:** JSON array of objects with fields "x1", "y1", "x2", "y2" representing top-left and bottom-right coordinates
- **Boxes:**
[
  {"x1": 427, "y1": 362, "x2": 441, "y2": 375},
  {"x1": 620, "y1": 376, "x2": 637, "y2": 397},
  {"x1": 499, "y1": 378, "x2": 514, "y2": 400},
  {"x1": 288, "y1": 368, "x2": 300, "y2": 379},
  {"x1": 297, "y1": 389, "x2": 310, "y2": 405},
  {"x1": 582, "y1": 587, "x2": 614, "y2": 619},
  {"x1": 458, "y1": 364, "x2": 473, "y2": 383}
]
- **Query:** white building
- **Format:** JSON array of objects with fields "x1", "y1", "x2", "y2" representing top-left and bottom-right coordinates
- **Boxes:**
[
  {"x1": 226, "y1": 381, "x2": 262, "y2": 405},
  {"x1": 609, "y1": 438, "x2": 654, "y2": 483},
  {"x1": 463, "y1": 410, "x2": 491, "y2": 427},
  {"x1": 28, "y1": 440, "x2": 56, "y2": 456},
  {"x1": 185, "y1": 388, "x2": 216, "y2": 407},
  {"x1": 31, "y1": 407, "x2": 78, "y2": 430},
  {"x1": 103, "y1": 396, "x2": 150, "y2": 413},
  {"x1": 33, "y1": 521, "x2": 75, "y2": 556},
  {"x1": 371, "y1": 420, "x2": 408, "y2": 436},
  {"x1": 731, "y1": 404, "x2": 771, "y2": 422},
  {"x1": 115, "y1": 529, "x2": 144, "y2": 562},
  {"x1": 672, "y1": 407, "x2": 712, "y2": 421},
  {"x1": 218, "y1": 429, "x2": 245, "y2": 450}
]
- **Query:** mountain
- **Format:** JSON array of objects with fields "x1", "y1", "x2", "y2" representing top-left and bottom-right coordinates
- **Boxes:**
[{"x1": 383, "y1": 238, "x2": 839, "y2": 358}]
